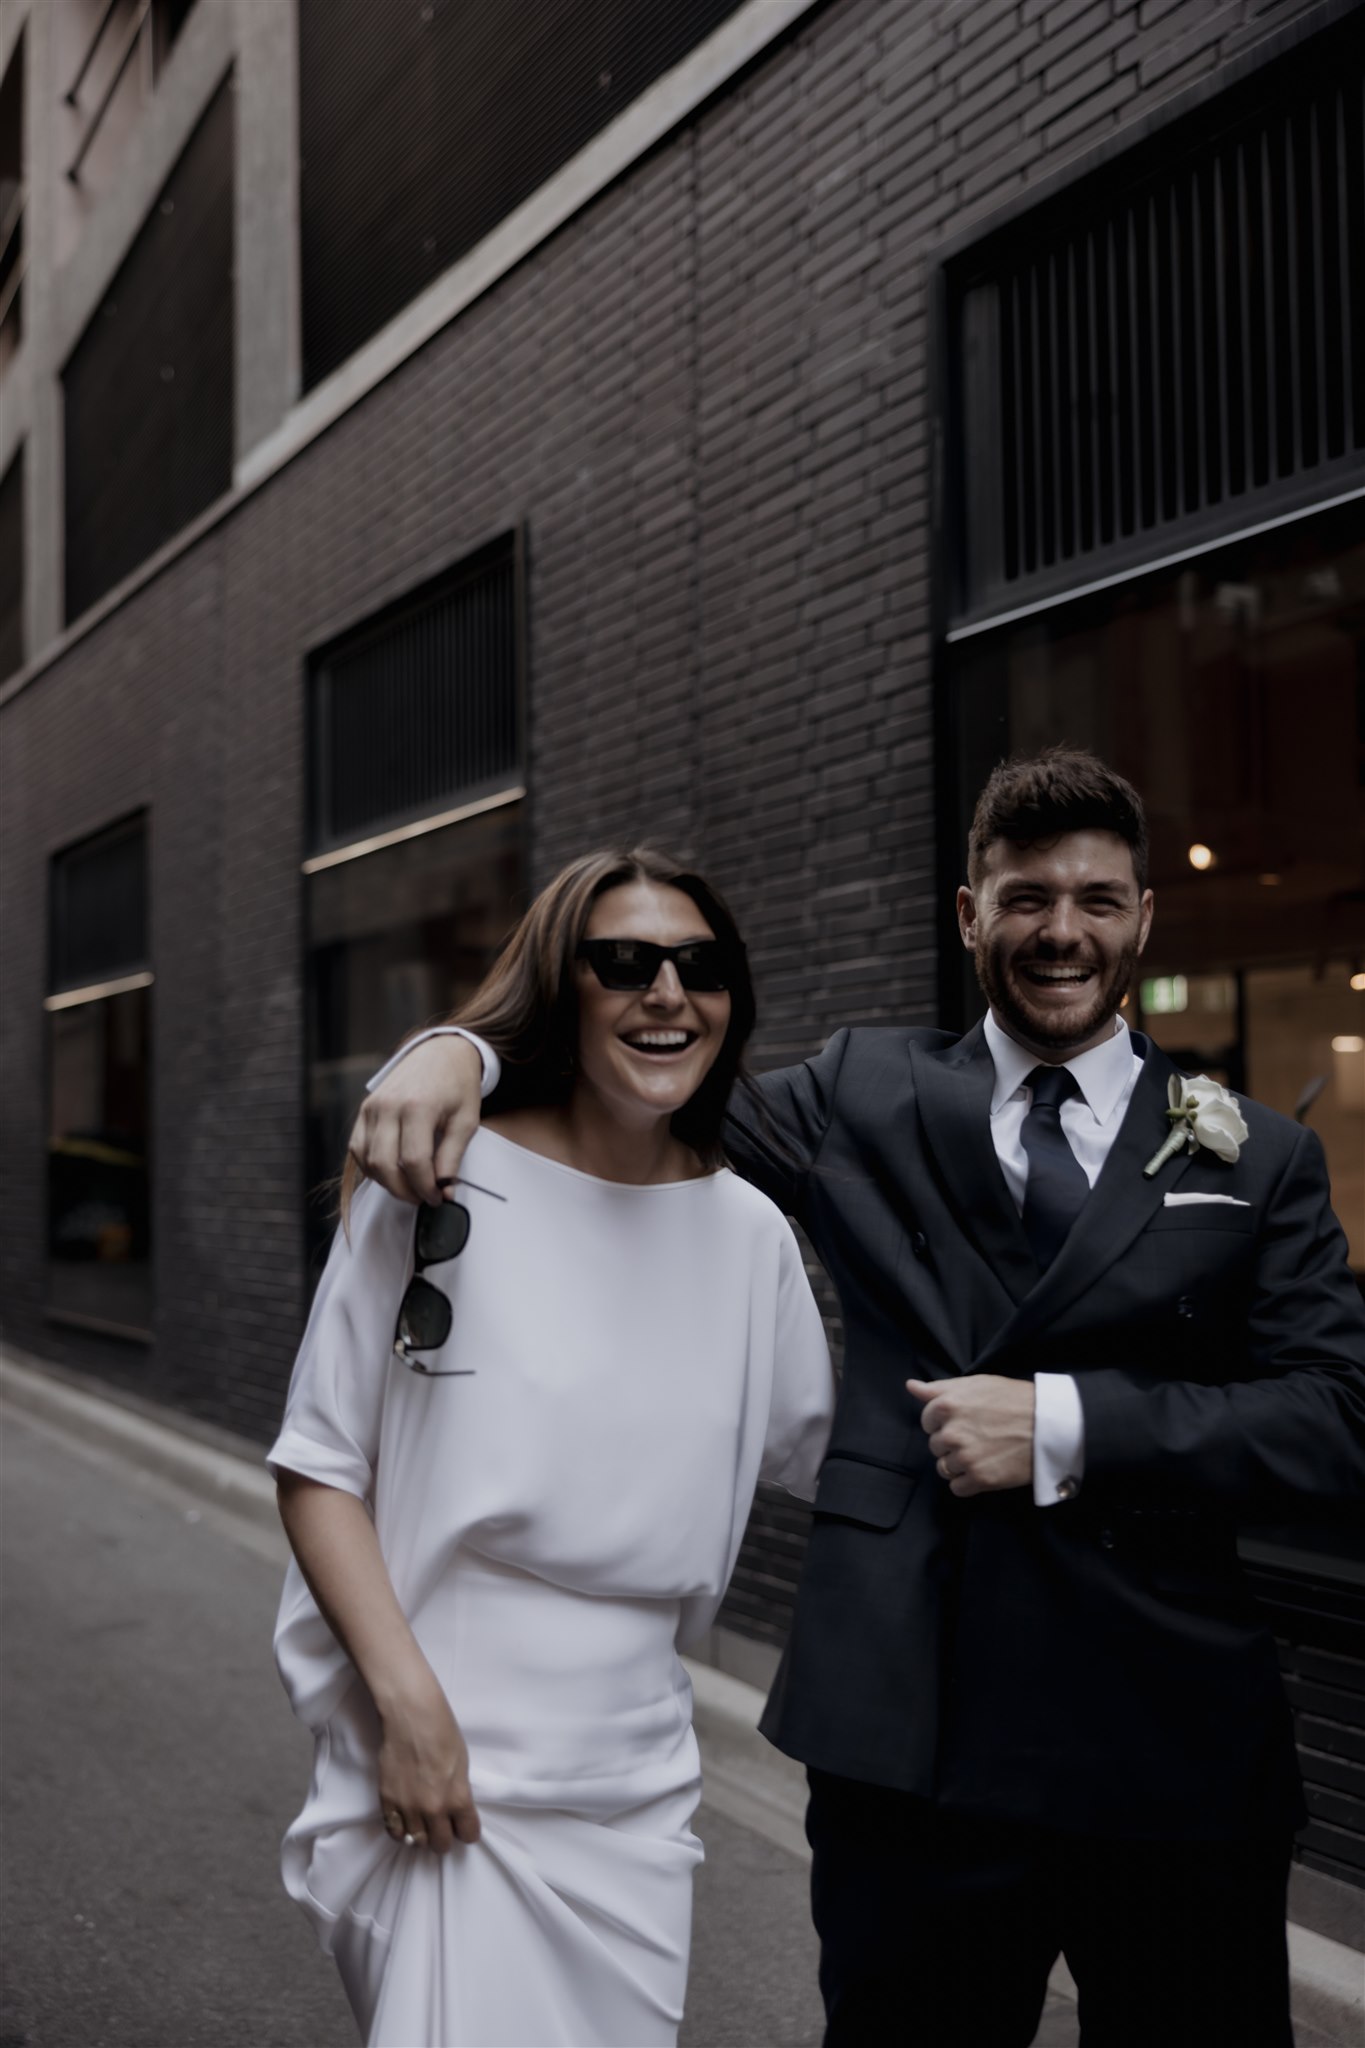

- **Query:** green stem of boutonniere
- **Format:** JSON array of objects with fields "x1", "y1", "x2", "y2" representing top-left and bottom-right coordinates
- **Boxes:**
[{"x1": 1143, "y1": 1120, "x2": 1191, "y2": 1179}]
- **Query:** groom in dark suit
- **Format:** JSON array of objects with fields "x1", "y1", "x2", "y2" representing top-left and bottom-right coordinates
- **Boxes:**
[{"x1": 350, "y1": 749, "x2": 1365, "y2": 2048}]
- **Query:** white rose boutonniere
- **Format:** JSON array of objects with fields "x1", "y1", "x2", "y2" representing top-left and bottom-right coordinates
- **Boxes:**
[{"x1": 1144, "y1": 1074, "x2": 1250, "y2": 1178}]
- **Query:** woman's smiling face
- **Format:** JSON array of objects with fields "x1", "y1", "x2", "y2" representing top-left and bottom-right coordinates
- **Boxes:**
[{"x1": 574, "y1": 882, "x2": 732, "y2": 1130}]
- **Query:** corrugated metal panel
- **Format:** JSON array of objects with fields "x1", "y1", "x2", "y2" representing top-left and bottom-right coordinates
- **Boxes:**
[
  {"x1": 949, "y1": 22, "x2": 1365, "y2": 625},
  {"x1": 308, "y1": 536, "x2": 522, "y2": 856},
  {"x1": 1249, "y1": 1556, "x2": 1365, "y2": 1885},
  {"x1": 61, "y1": 73, "x2": 233, "y2": 624},
  {"x1": 298, "y1": 0, "x2": 748, "y2": 390},
  {"x1": 50, "y1": 813, "x2": 149, "y2": 993},
  {"x1": 0, "y1": 445, "x2": 22, "y2": 681}
]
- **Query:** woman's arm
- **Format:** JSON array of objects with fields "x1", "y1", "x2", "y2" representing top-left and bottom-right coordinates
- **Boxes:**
[{"x1": 276, "y1": 1471, "x2": 480, "y2": 1851}]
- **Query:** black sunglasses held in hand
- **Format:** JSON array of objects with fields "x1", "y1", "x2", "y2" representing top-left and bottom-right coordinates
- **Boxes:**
[
  {"x1": 394, "y1": 1177, "x2": 505, "y2": 1376},
  {"x1": 576, "y1": 937, "x2": 736, "y2": 992}
]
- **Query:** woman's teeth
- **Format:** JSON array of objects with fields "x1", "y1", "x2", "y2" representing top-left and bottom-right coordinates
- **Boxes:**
[{"x1": 624, "y1": 1031, "x2": 694, "y2": 1052}]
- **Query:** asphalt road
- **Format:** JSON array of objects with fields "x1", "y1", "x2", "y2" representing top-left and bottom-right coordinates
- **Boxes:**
[
  {"x1": 0, "y1": 1407, "x2": 832, "y2": 2048},
  {"x1": 0, "y1": 1404, "x2": 1080, "y2": 2048}
]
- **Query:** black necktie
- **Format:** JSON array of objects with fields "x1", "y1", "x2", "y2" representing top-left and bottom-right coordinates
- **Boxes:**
[{"x1": 1020, "y1": 1066, "x2": 1089, "y2": 1270}]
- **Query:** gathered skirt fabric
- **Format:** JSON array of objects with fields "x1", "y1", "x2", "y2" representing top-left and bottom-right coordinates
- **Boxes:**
[{"x1": 281, "y1": 1554, "x2": 705, "y2": 2047}]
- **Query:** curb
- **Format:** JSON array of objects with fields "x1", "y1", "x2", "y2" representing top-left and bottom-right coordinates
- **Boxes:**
[
  {"x1": 1, "y1": 1346, "x2": 280, "y2": 1530},
  {"x1": 3, "y1": 1344, "x2": 1362, "y2": 2041}
]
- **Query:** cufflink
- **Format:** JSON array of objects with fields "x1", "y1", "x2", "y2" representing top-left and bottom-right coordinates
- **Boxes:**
[{"x1": 1055, "y1": 1477, "x2": 1078, "y2": 1501}]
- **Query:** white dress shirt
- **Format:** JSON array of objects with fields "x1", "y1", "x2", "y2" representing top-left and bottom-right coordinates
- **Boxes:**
[
  {"x1": 983, "y1": 1011, "x2": 1145, "y2": 1506},
  {"x1": 373, "y1": 1016, "x2": 1145, "y2": 1508}
]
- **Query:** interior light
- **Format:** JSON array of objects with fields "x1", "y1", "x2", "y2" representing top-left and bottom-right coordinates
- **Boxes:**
[
  {"x1": 1258, "y1": 873, "x2": 1281, "y2": 887},
  {"x1": 1187, "y1": 843, "x2": 1215, "y2": 871},
  {"x1": 1332, "y1": 1036, "x2": 1365, "y2": 1055},
  {"x1": 1141, "y1": 976, "x2": 1188, "y2": 1016},
  {"x1": 1352, "y1": 972, "x2": 1365, "y2": 993}
]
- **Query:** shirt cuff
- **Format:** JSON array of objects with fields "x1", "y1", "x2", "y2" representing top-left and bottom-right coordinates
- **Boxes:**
[
  {"x1": 365, "y1": 1026, "x2": 501, "y2": 1100},
  {"x1": 1033, "y1": 1373, "x2": 1085, "y2": 1507}
]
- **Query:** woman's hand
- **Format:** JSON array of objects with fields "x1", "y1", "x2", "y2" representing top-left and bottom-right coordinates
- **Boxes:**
[
  {"x1": 274, "y1": 1476, "x2": 482, "y2": 1851},
  {"x1": 377, "y1": 1672, "x2": 482, "y2": 1852}
]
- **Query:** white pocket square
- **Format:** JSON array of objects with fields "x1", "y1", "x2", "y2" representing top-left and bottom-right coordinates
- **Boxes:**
[{"x1": 1162, "y1": 1192, "x2": 1251, "y2": 1207}]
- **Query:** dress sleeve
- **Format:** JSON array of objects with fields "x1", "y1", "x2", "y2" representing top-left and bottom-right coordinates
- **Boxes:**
[
  {"x1": 759, "y1": 1222, "x2": 836, "y2": 1499},
  {"x1": 266, "y1": 1180, "x2": 415, "y2": 1499}
]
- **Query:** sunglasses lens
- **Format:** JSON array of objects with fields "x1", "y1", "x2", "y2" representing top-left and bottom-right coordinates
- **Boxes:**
[
  {"x1": 675, "y1": 944, "x2": 730, "y2": 992},
  {"x1": 587, "y1": 941, "x2": 656, "y2": 990},
  {"x1": 416, "y1": 1200, "x2": 470, "y2": 1266},
  {"x1": 397, "y1": 1277, "x2": 453, "y2": 1352}
]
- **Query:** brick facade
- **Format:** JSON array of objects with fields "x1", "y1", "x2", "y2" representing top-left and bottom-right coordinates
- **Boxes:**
[{"x1": 0, "y1": 0, "x2": 1333, "y2": 1636}]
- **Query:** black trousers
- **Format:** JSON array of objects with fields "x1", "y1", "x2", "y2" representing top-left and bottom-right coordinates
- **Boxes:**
[{"x1": 806, "y1": 1769, "x2": 1294, "y2": 2048}]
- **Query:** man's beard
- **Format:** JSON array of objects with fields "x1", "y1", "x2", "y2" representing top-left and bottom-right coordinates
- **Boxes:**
[{"x1": 975, "y1": 937, "x2": 1139, "y2": 1054}]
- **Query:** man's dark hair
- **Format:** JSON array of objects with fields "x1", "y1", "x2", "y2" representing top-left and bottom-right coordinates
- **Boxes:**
[{"x1": 968, "y1": 746, "x2": 1149, "y2": 892}]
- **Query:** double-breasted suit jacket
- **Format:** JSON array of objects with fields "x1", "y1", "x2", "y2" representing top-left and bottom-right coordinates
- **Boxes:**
[{"x1": 724, "y1": 1021, "x2": 1365, "y2": 1841}]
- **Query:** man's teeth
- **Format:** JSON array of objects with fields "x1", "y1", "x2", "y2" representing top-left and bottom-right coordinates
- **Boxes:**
[{"x1": 1024, "y1": 967, "x2": 1092, "y2": 982}]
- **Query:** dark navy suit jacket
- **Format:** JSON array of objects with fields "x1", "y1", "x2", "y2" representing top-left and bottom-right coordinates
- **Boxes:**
[{"x1": 725, "y1": 1022, "x2": 1365, "y2": 1839}]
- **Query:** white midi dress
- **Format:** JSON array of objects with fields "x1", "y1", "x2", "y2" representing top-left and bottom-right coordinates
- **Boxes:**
[{"x1": 268, "y1": 1128, "x2": 834, "y2": 2048}]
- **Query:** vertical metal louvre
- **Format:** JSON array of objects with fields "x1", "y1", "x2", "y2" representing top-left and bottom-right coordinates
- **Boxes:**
[
  {"x1": 308, "y1": 537, "x2": 522, "y2": 857},
  {"x1": 951, "y1": 25, "x2": 1365, "y2": 624}
]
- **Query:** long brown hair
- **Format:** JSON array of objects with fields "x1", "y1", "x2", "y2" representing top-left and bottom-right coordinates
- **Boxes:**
[{"x1": 342, "y1": 847, "x2": 759, "y2": 1216}]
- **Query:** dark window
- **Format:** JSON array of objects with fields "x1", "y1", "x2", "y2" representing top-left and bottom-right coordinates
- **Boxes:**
[
  {"x1": 47, "y1": 815, "x2": 153, "y2": 1337},
  {"x1": 305, "y1": 801, "x2": 524, "y2": 1275},
  {"x1": 62, "y1": 72, "x2": 233, "y2": 623},
  {"x1": 0, "y1": 27, "x2": 23, "y2": 367},
  {"x1": 298, "y1": 0, "x2": 750, "y2": 389},
  {"x1": 308, "y1": 535, "x2": 523, "y2": 859},
  {"x1": 0, "y1": 446, "x2": 22, "y2": 682},
  {"x1": 946, "y1": 17, "x2": 1365, "y2": 627},
  {"x1": 49, "y1": 812, "x2": 148, "y2": 993}
]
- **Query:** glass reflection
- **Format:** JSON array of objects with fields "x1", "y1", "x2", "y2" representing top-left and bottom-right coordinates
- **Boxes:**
[{"x1": 47, "y1": 984, "x2": 152, "y2": 1330}]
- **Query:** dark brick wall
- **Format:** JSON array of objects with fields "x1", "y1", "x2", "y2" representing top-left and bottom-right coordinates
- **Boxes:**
[{"x1": 0, "y1": 0, "x2": 1331, "y2": 1624}]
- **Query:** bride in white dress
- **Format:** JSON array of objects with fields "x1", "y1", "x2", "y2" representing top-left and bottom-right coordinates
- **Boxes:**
[{"x1": 269, "y1": 848, "x2": 835, "y2": 2048}]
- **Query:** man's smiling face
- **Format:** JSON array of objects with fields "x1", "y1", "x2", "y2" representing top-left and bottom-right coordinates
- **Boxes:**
[{"x1": 957, "y1": 829, "x2": 1154, "y2": 1061}]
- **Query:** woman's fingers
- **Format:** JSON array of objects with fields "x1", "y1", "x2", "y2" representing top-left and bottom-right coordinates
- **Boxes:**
[
  {"x1": 348, "y1": 1094, "x2": 407, "y2": 1203},
  {"x1": 420, "y1": 1809, "x2": 456, "y2": 1854},
  {"x1": 349, "y1": 1037, "x2": 485, "y2": 1206},
  {"x1": 379, "y1": 1783, "x2": 480, "y2": 1855},
  {"x1": 451, "y1": 1784, "x2": 481, "y2": 1844}
]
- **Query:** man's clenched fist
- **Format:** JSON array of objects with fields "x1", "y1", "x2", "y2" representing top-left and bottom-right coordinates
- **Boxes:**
[{"x1": 906, "y1": 1375, "x2": 1035, "y2": 1497}]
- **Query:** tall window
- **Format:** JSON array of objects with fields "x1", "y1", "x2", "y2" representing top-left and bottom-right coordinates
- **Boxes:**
[
  {"x1": 46, "y1": 814, "x2": 152, "y2": 1336},
  {"x1": 304, "y1": 538, "x2": 526, "y2": 1267},
  {"x1": 62, "y1": 72, "x2": 232, "y2": 622},
  {"x1": 297, "y1": 0, "x2": 751, "y2": 388}
]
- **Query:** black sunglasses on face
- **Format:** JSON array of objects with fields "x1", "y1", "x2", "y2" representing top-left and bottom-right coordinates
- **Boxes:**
[
  {"x1": 393, "y1": 1177, "x2": 504, "y2": 1375},
  {"x1": 576, "y1": 937, "x2": 736, "y2": 993}
]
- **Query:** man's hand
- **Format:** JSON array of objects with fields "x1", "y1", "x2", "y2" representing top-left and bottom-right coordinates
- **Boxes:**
[
  {"x1": 906, "y1": 1375, "x2": 1035, "y2": 1497},
  {"x1": 348, "y1": 1035, "x2": 483, "y2": 1206}
]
